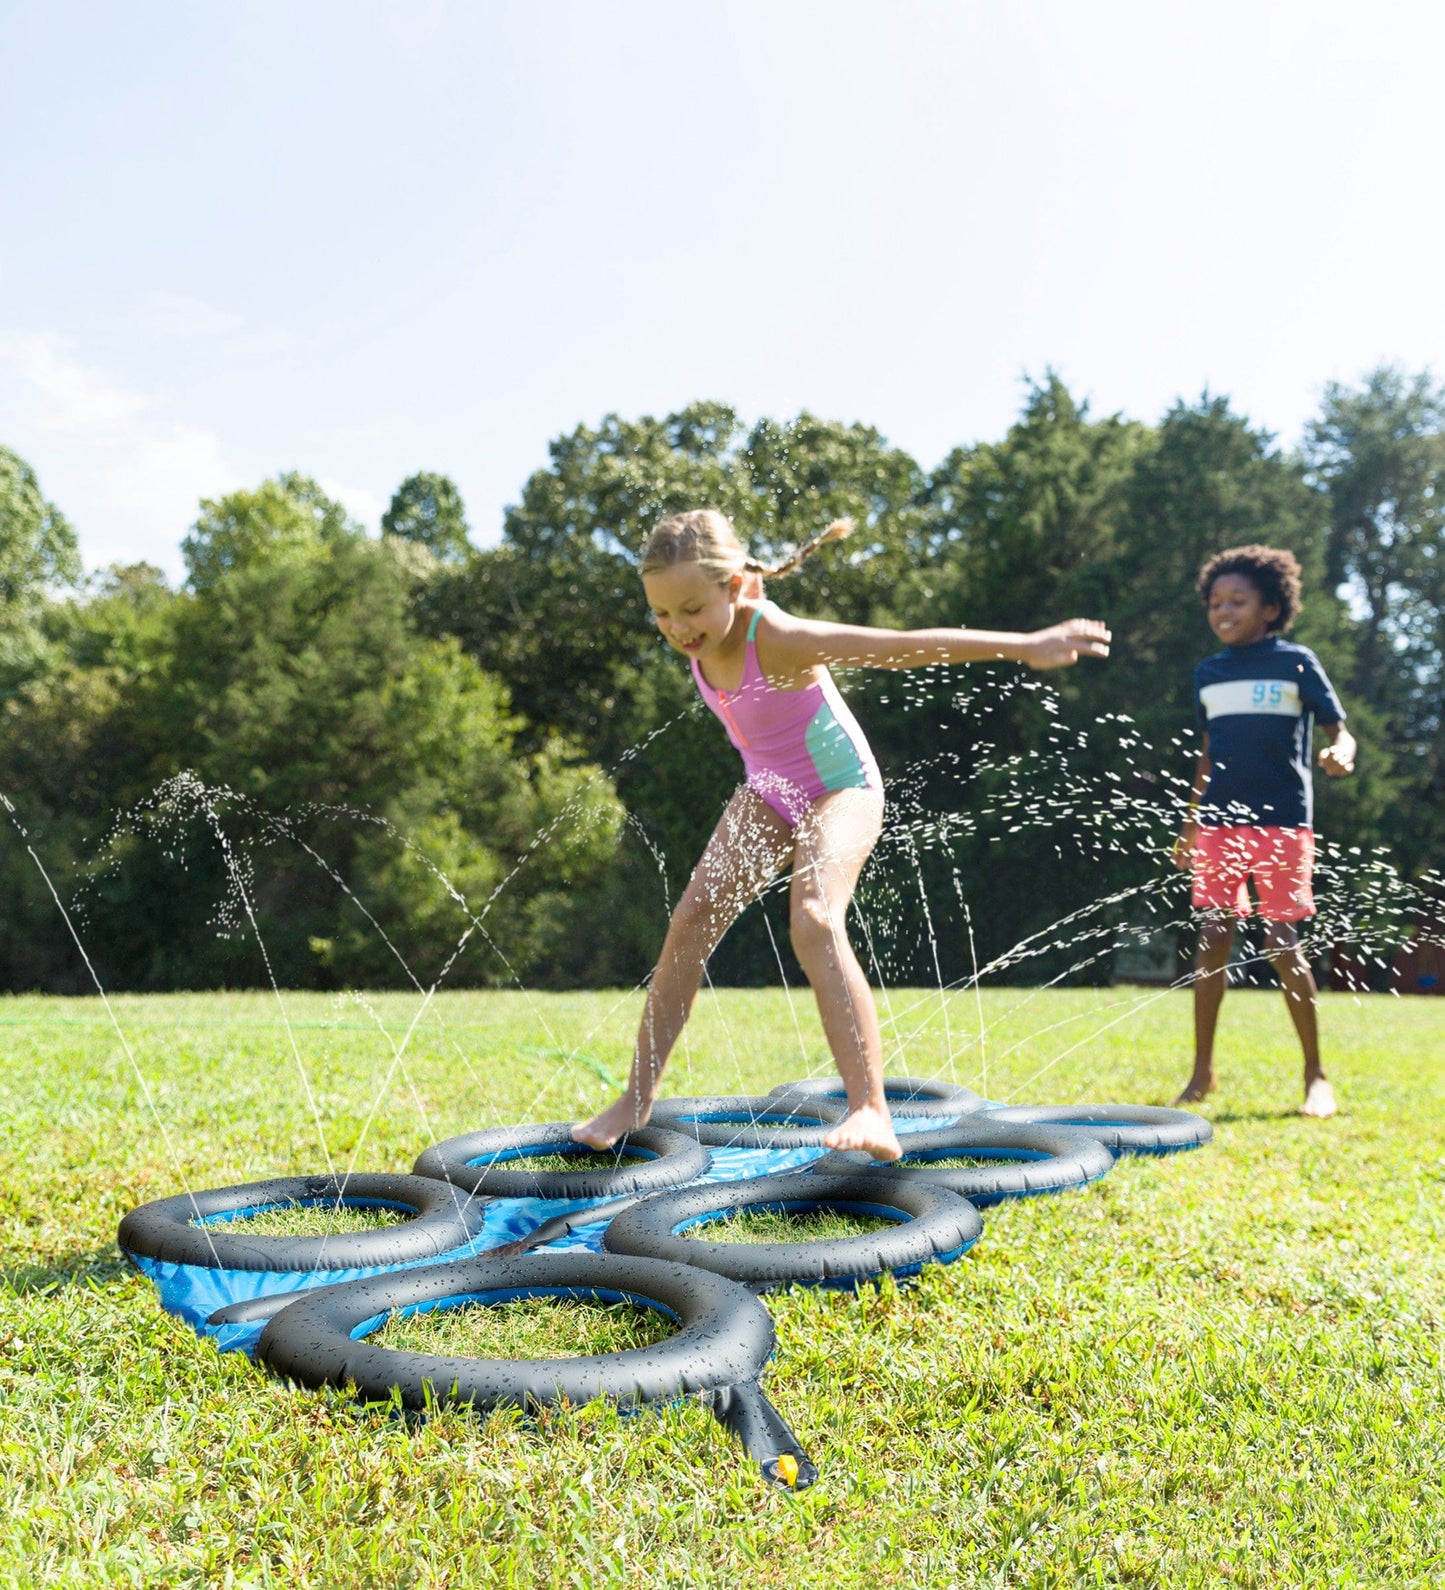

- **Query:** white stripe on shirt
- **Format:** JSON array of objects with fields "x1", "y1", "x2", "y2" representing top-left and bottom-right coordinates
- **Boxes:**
[{"x1": 1199, "y1": 678, "x2": 1302, "y2": 719}]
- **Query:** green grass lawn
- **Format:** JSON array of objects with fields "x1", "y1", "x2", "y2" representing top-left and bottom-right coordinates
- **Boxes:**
[{"x1": 2, "y1": 985, "x2": 1443, "y2": 1588}]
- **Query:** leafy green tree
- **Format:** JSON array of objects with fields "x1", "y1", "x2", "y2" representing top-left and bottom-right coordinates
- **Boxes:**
[
  {"x1": 895, "y1": 375, "x2": 1145, "y2": 813},
  {"x1": 1306, "y1": 368, "x2": 1445, "y2": 719},
  {"x1": 0, "y1": 445, "x2": 79, "y2": 605},
  {"x1": 1305, "y1": 366, "x2": 1445, "y2": 870},
  {"x1": 0, "y1": 563, "x2": 178, "y2": 989},
  {"x1": 920, "y1": 375, "x2": 1143, "y2": 631},
  {"x1": 870, "y1": 378, "x2": 1150, "y2": 979},
  {"x1": 1105, "y1": 394, "x2": 1325, "y2": 742},
  {"x1": 1, "y1": 490, "x2": 624, "y2": 991},
  {"x1": 0, "y1": 446, "x2": 81, "y2": 697},
  {"x1": 382, "y1": 471, "x2": 473, "y2": 563},
  {"x1": 181, "y1": 473, "x2": 358, "y2": 592}
]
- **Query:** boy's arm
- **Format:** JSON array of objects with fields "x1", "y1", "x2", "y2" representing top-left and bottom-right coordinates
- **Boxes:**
[
  {"x1": 1319, "y1": 720, "x2": 1356, "y2": 776},
  {"x1": 1171, "y1": 737, "x2": 1212, "y2": 871},
  {"x1": 1300, "y1": 649, "x2": 1353, "y2": 776},
  {"x1": 759, "y1": 611, "x2": 1111, "y2": 678}
]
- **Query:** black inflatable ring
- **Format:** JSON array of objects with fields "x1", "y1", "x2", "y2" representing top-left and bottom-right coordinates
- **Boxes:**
[
  {"x1": 412, "y1": 1123, "x2": 709, "y2": 1200},
  {"x1": 647, "y1": 1095, "x2": 846, "y2": 1150},
  {"x1": 768, "y1": 1075, "x2": 983, "y2": 1120},
  {"x1": 602, "y1": 1171, "x2": 981, "y2": 1290},
  {"x1": 257, "y1": 1251, "x2": 774, "y2": 1412},
  {"x1": 117, "y1": 1172, "x2": 487, "y2": 1272},
  {"x1": 813, "y1": 1118, "x2": 1114, "y2": 1207},
  {"x1": 981, "y1": 1103, "x2": 1213, "y2": 1156}
]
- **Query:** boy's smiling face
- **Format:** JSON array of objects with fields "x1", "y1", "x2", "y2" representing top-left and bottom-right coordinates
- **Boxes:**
[{"x1": 1207, "y1": 572, "x2": 1279, "y2": 648}]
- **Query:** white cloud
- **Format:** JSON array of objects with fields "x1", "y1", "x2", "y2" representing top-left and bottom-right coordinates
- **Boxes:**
[
  {"x1": 0, "y1": 332, "x2": 240, "y2": 578},
  {"x1": 8, "y1": 333, "x2": 150, "y2": 433},
  {"x1": 318, "y1": 476, "x2": 386, "y2": 532}
]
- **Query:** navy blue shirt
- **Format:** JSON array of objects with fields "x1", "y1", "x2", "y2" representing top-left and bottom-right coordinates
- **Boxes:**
[{"x1": 1193, "y1": 636, "x2": 1345, "y2": 828}]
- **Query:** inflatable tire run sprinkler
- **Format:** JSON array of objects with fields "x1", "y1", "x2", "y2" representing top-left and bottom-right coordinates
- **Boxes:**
[
  {"x1": 256, "y1": 1250, "x2": 816, "y2": 1488},
  {"x1": 768, "y1": 1074, "x2": 984, "y2": 1120},
  {"x1": 200, "y1": 1198, "x2": 651, "y2": 1328},
  {"x1": 412, "y1": 1123, "x2": 710, "y2": 1200},
  {"x1": 982, "y1": 1103, "x2": 1213, "y2": 1156},
  {"x1": 602, "y1": 1171, "x2": 982, "y2": 1290},
  {"x1": 117, "y1": 1172, "x2": 489, "y2": 1273},
  {"x1": 813, "y1": 1119, "x2": 1115, "y2": 1206},
  {"x1": 647, "y1": 1094, "x2": 847, "y2": 1150}
]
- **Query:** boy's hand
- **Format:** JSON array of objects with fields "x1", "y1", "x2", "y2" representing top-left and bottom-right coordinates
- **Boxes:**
[
  {"x1": 1318, "y1": 728, "x2": 1356, "y2": 777},
  {"x1": 1171, "y1": 820, "x2": 1198, "y2": 871},
  {"x1": 1023, "y1": 619, "x2": 1111, "y2": 670}
]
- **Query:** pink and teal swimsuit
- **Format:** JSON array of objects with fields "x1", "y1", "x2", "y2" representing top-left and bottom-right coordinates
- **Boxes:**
[{"x1": 690, "y1": 603, "x2": 882, "y2": 827}]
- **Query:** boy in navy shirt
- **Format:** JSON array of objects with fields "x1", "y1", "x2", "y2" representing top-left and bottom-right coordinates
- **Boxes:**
[{"x1": 1172, "y1": 545, "x2": 1356, "y2": 1117}]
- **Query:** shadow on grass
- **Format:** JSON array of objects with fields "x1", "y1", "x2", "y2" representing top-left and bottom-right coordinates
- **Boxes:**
[{"x1": 2, "y1": 1243, "x2": 129, "y2": 1296}]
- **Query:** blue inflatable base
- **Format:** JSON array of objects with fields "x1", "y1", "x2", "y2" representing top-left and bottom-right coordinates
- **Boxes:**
[{"x1": 132, "y1": 1117, "x2": 960, "y2": 1356}]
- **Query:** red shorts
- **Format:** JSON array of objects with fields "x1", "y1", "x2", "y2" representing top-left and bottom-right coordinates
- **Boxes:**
[{"x1": 1191, "y1": 825, "x2": 1315, "y2": 921}]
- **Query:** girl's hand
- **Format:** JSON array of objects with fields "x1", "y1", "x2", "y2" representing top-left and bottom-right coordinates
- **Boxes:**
[{"x1": 1023, "y1": 619, "x2": 1112, "y2": 670}]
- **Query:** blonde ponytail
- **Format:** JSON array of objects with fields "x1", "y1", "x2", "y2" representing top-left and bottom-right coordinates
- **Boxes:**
[
  {"x1": 641, "y1": 510, "x2": 853, "y2": 586},
  {"x1": 750, "y1": 517, "x2": 854, "y2": 580}
]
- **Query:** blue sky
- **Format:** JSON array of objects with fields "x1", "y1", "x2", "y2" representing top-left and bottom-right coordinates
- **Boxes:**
[{"x1": 2, "y1": 0, "x2": 1441, "y2": 577}]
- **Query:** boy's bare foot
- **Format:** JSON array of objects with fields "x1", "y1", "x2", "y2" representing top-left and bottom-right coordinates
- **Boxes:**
[
  {"x1": 1301, "y1": 1077, "x2": 1337, "y2": 1119},
  {"x1": 1173, "y1": 1073, "x2": 1216, "y2": 1106},
  {"x1": 823, "y1": 1105, "x2": 902, "y2": 1163},
  {"x1": 571, "y1": 1096, "x2": 650, "y2": 1151}
]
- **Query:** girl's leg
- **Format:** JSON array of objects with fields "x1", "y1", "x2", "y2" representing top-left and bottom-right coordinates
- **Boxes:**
[
  {"x1": 787, "y1": 788, "x2": 900, "y2": 1162},
  {"x1": 573, "y1": 788, "x2": 793, "y2": 1148},
  {"x1": 1262, "y1": 919, "x2": 1336, "y2": 1117}
]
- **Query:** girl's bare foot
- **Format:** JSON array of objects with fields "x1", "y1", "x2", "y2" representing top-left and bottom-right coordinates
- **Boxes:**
[
  {"x1": 1301, "y1": 1077, "x2": 1337, "y2": 1118},
  {"x1": 1173, "y1": 1073, "x2": 1216, "y2": 1106},
  {"x1": 823, "y1": 1106, "x2": 902, "y2": 1163},
  {"x1": 571, "y1": 1096, "x2": 650, "y2": 1150}
]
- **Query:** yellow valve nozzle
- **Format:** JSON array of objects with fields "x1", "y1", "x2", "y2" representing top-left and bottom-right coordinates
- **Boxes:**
[{"x1": 775, "y1": 1453, "x2": 799, "y2": 1488}]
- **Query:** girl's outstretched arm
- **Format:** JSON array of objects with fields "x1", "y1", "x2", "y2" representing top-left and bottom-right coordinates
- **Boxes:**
[{"x1": 756, "y1": 612, "x2": 1110, "y2": 680}]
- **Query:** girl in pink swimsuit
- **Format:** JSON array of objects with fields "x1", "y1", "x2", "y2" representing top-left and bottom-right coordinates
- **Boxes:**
[
  {"x1": 575, "y1": 509, "x2": 1111, "y2": 1162},
  {"x1": 691, "y1": 601, "x2": 882, "y2": 828}
]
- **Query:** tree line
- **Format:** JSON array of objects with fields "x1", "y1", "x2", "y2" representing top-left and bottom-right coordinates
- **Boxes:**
[{"x1": 1, "y1": 367, "x2": 1440, "y2": 994}]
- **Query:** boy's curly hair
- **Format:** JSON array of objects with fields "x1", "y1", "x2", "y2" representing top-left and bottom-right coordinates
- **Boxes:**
[{"x1": 1197, "y1": 544, "x2": 1303, "y2": 632}]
